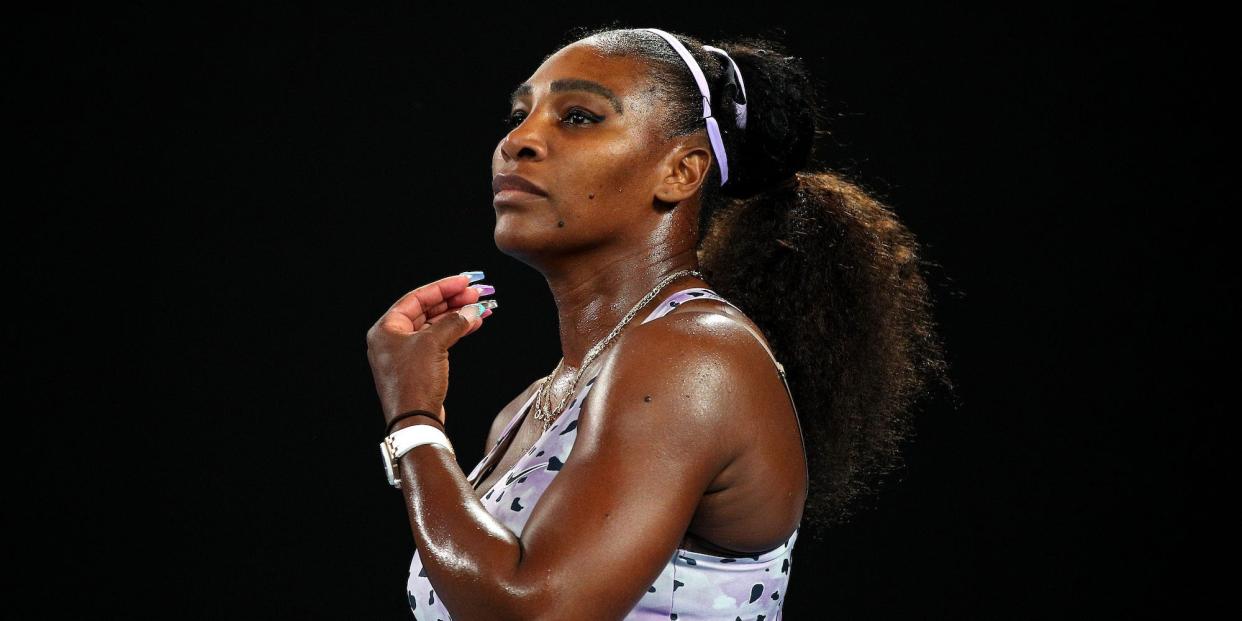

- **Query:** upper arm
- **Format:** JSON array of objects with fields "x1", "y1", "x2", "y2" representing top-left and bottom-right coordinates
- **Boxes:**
[{"x1": 502, "y1": 313, "x2": 762, "y2": 620}]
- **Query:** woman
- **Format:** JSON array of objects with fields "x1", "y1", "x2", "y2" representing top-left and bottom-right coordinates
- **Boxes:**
[{"x1": 366, "y1": 26, "x2": 950, "y2": 620}]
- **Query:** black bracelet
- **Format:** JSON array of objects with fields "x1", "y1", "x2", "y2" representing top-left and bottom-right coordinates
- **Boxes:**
[{"x1": 386, "y1": 410, "x2": 443, "y2": 436}]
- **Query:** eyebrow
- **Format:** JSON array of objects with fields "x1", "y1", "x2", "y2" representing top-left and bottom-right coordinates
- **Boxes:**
[{"x1": 508, "y1": 78, "x2": 625, "y2": 114}]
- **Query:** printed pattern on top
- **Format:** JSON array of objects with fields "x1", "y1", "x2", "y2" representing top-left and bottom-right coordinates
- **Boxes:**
[{"x1": 406, "y1": 287, "x2": 799, "y2": 620}]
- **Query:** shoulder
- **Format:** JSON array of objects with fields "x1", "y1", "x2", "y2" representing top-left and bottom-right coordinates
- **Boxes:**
[
  {"x1": 505, "y1": 313, "x2": 780, "y2": 618},
  {"x1": 574, "y1": 310, "x2": 779, "y2": 471}
]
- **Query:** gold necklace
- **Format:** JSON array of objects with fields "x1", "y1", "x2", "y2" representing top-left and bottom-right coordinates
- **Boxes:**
[{"x1": 524, "y1": 269, "x2": 705, "y2": 453}]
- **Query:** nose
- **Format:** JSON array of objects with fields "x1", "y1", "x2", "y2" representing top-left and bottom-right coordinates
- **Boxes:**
[{"x1": 498, "y1": 117, "x2": 547, "y2": 162}]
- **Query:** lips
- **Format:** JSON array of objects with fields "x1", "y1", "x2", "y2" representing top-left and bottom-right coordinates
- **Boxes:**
[{"x1": 492, "y1": 173, "x2": 548, "y2": 197}]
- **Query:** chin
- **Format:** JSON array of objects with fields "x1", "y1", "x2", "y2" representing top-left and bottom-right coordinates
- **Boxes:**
[
  {"x1": 492, "y1": 216, "x2": 542, "y2": 263},
  {"x1": 493, "y1": 213, "x2": 585, "y2": 268}
]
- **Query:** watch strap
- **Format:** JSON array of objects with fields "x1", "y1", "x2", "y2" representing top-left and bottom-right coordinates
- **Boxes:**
[{"x1": 389, "y1": 423, "x2": 455, "y2": 458}]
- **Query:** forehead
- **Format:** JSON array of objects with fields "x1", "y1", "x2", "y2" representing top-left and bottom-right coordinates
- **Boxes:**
[{"x1": 510, "y1": 43, "x2": 649, "y2": 111}]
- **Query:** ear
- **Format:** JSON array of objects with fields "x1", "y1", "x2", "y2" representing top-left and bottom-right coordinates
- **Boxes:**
[{"x1": 652, "y1": 138, "x2": 712, "y2": 205}]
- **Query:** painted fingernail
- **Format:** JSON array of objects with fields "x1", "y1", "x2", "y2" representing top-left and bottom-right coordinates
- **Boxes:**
[
  {"x1": 470, "y1": 284, "x2": 496, "y2": 296},
  {"x1": 460, "y1": 270, "x2": 486, "y2": 283},
  {"x1": 459, "y1": 299, "x2": 498, "y2": 320}
]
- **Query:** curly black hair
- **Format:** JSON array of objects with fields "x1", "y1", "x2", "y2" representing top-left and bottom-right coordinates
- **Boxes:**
[{"x1": 549, "y1": 25, "x2": 955, "y2": 541}]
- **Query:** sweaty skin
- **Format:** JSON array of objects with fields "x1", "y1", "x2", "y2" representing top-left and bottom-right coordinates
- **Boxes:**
[{"x1": 391, "y1": 40, "x2": 807, "y2": 620}]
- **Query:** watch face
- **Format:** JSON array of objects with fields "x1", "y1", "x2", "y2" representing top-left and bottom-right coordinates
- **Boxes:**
[{"x1": 380, "y1": 440, "x2": 398, "y2": 487}]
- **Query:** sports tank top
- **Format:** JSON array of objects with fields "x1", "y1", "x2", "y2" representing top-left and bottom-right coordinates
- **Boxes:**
[{"x1": 406, "y1": 287, "x2": 808, "y2": 620}]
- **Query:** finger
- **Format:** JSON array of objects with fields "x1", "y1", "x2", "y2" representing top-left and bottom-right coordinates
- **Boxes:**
[
  {"x1": 425, "y1": 302, "x2": 488, "y2": 347},
  {"x1": 420, "y1": 282, "x2": 496, "y2": 323},
  {"x1": 461, "y1": 306, "x2": 493, "y2": 337},
  {"x1": 436, "y1": 286, "x2": 485, "y2": 314},
  {"x1": 410, "y1": 287, "x2": 482, "y2": 330},
  {"x1": 427, "y1": 300, "x2": 494, "y2": 335},
  {"x1": 426, "y1": 301, "x2": 483, "y2": 326},
  {"x1": 386, "y1": 272, "x2": 481, "y2": 329},
  {"x1": 466, "y1": 308, "x2": 493, "y2": 336}
]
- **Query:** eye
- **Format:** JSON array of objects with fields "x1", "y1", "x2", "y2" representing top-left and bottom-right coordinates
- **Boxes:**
[
  {"x1": 560, "y1": 107, "x2": 603, "y2": 126},
  {"x1": 503, "y1": 110, "x2": 527, "y2": 128},
  {"x1": 502, "y1": 107, "x2": 604, "y2": 130}
]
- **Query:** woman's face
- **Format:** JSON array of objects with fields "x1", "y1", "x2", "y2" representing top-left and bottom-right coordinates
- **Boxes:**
[{"x1": 491, "y1": 41, "x2": 682, "y2": 265}]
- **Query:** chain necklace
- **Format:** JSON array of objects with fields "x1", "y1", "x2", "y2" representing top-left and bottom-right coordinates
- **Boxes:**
[{"x1": 526, "y1": 269, "x2": 706, "y2": 445}]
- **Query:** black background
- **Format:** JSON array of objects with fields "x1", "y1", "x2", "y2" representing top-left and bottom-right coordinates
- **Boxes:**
[{"x1": 10, "y1": 3, "x2": 1227, "y2": 618}]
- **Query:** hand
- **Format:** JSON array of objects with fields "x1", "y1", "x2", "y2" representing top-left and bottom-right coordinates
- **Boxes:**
[{"x1": 366, "y1": 272, "x2": 496, "y2": 428}]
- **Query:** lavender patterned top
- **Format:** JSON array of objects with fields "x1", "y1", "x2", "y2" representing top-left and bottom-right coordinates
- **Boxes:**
[{"x1": 406, "y1": 288, "x2": 804, "y2": 620}]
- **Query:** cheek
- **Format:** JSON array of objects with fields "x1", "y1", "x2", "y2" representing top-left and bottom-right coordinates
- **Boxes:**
[{"x1": 568, "y1": 141, "x2": 655, "y2": 201}]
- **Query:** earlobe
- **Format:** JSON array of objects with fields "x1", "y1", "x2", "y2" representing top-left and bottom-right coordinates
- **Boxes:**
[
  {"x1": 655, "y1": 187, "x2": 681, "y2": 206},
  {"x1": 655, "y1": 177, "x2": 690, "y2": 206}
]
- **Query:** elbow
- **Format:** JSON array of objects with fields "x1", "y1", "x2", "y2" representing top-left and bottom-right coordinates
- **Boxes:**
[
  {"x1": 451, "y1": 558, "x2": 550, "y2": 621},
  {"x1": 467, "y1": 580, "x2": 616, "y2": 621},
  {"x1": 486, "y1": 565, "x2": 573, "y2": 621},
  {"x1": 499, "y1": 582, "x2": 596, "y2": 621},
  {"x1": 490, "y1": 579, "x2": 552, "y2": 621},
  {"x1": 451, "y1": 589, "x2": 544, "y2": 621},
  {"x1": 448, "y1": 542, "x2": 584, "y2": 621},
  {"x1": 441, "y1": 588, "x2": 537, "y2": 621}
]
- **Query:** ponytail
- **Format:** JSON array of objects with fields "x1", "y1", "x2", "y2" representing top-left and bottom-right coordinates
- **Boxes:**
[
  {"x1": 566, "y1": 26, "x2": 954, "y2": 540},
  {"x1": 700, "y1": 169, "x2": 953, "y2": 537}
]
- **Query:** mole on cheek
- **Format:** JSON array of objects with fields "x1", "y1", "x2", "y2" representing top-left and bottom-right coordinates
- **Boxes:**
[
  {"x1": 644, "y1": 395, "x2": 652, "y2": 402},
  {"x1": 557, "y1": 220, "x2": 565, "y2": 227},
  {"x1": 588, "y1": 193, "x2": 594, "y2": 199}
]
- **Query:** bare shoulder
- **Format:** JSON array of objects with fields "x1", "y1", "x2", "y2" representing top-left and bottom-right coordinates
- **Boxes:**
[
  {"x1": 502, "y1": 306, "x2": 804, "y2": 610},
  {"x1": 575, "y1": 310, "x2": 784, "y2": 473},
  {"x1": 508, "y1": 314, "x2": 789, "y2": 617}
]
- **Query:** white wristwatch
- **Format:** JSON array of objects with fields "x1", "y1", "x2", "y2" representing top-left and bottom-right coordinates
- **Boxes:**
[{"x1": 380, "y1": 423, "x2": 455, "y2": 488}]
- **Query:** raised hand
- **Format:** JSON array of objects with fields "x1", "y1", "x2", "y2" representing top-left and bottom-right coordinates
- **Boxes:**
[{"x1": 366, "y1": 271, "x2": 498, "y2": 427}]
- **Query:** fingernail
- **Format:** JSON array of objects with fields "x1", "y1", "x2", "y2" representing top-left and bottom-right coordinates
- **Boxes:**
[
  {"x1": 481, "y1": 308, "x2": 493, "y2": 318},
  {"x1": 460, "y1": 270, "x2": 486, "y2": 283},
  {"x1": 470, "y1": 284, "x2": 496, "y2": 296},
  {"x1": 459, "y1": 299, "x2": 498, "y2": 320}
]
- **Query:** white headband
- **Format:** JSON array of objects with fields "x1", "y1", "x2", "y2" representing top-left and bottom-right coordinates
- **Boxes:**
[{"x1": 643, "y1": 28, "x2": 749, "y2": 186}]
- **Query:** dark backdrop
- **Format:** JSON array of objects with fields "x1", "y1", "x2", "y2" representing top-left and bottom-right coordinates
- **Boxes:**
[{"x1": 11, "y1": 3, "x2": 1226, "y2": 618}]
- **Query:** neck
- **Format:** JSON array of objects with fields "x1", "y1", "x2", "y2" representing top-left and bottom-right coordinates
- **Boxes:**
[{"x1": 542, "y1": 244, "x2": 704, "y2": 372}]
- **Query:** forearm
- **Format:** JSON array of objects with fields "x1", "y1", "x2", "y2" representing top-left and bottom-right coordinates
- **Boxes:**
[{"x1": 393, "y1": 418, "x2": 533, "y2": 620}]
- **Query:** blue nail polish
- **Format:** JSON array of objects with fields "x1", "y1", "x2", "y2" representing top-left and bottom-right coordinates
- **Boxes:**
[{"x1": 460, "y1": 270, "x2": 485, "y2": 283}]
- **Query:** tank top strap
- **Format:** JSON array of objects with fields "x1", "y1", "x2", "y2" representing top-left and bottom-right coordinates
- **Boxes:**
[
  {"x1": 641, "y1": 287, "x2": 734, "y2": 324},
  {"x1": 642, "y1": 287, "x2": 781, "y2": 369}
]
